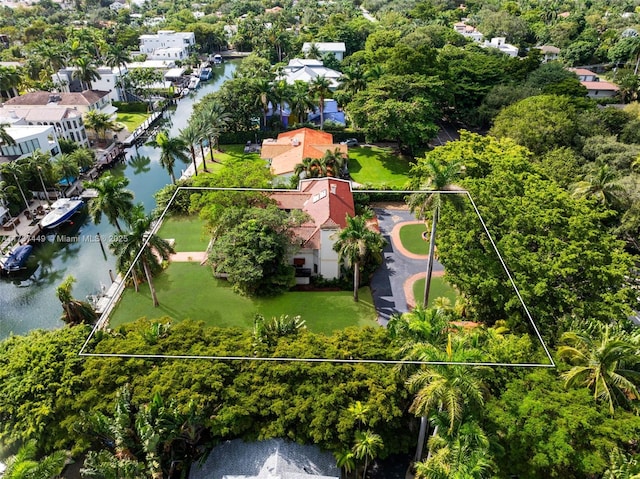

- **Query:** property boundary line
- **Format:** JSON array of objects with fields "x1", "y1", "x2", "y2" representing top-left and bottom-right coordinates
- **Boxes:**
[{"x1": 79, "y1": 187, "x2": 556, "y2": 368}]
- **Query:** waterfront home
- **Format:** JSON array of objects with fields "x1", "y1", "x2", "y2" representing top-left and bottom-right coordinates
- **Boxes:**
[
  {"x1": 0, "y1": 106, "x2": 89, "y2": 147},
  {"x1": 302, "y1": 42, "x2": 347, "y2": 61},
  {"x1": 4, "y1": 90, "x2": 116, "y2": 117},
  {"x1": 139, "y1": 30, "x2": 195, "y2": 61}
]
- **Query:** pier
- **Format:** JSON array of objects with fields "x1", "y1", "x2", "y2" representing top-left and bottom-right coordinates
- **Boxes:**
[{"x1": 122, "y1": 111, "x2": 164, "y2": 147}]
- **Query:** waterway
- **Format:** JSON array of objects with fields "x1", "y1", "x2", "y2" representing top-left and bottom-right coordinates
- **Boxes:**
[{"x1": 0, "y1": 60, "x2": 239, "y2": 338}]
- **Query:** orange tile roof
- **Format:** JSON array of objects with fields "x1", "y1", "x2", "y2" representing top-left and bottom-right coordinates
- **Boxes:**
[{"x1": 261, "y1": 128, "x2": 347, "y2": 176}]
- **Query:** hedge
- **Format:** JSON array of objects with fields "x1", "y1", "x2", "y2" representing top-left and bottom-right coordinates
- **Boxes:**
[
  {"x1": 113, "y1": 101, "x2": 149, "y2": 113},
  {"x1": 219, "y1": 127, "x2": 366, "y2": 145}
]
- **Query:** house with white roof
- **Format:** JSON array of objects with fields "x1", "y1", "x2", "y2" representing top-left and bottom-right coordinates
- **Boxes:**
[
  {"x1": 280, "y1": 58, "x2": 342, "y2": 90},
  {"x1": 52, "y1": 66, "x2": 128, "y2": 102},
  {"x1": 569, "y1": 68, "x2": 619, "y2": 98},
  {"x1": 302, "y1": 42, "x2": 347, "y2": 61},
  {"x1": 139, "y1": 30, "x2": 195, "y2": 61},
  {"x1": 0, "y1": 125, "x2": 61, "y2": 163},
  {"x1": 0, "y1": 106, "x2": 88, "y2": 147},
  {"x1": 483, "y1": 37, "x2": 518, "y2": 57},
  {"x1": 453, "y1": 21, "x2": 484, "y2": 42}
]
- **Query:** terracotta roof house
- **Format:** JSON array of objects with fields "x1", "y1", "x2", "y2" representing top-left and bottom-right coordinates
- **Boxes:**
[
  {"x1": 4, "y1": 90, "x2": 115, "y2": 115},
  {"x1": 270, "y1": 178, "x2": 355, "y2": 282},
  {"x1": 568, "y1": 68, "x2": 619, "y2": 99},
  {"x1": 261, "y1": 128, "x2": 347, "y2": 179}
]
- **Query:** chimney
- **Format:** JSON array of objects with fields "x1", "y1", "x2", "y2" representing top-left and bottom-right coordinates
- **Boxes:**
[{"x1": 9, "y1": 110, "x2": 18, "y2": 119}]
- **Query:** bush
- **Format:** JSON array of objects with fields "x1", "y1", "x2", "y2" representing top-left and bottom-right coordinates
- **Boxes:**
[{"x1": 112, "y1": 101, "x2": 149, "y2": 113}]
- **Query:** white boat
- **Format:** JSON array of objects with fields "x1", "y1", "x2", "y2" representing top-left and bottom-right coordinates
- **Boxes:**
[
  {"x1": 40, "y1": 198, "x2": 84, "y2": 229},
  {"x1": 213, "y1": 54, "x2": 223, "y2": 65},
  {"x1": 200, "y1": 67, "x2": 213, "y2": 80},
  {"x1": 188, "y1": 77, "x2": 200, "y2": 90}
]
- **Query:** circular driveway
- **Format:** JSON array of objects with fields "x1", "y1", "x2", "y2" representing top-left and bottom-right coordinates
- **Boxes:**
[{"x1": 370, "y1": 206, "x2": 444, "y2": 325}]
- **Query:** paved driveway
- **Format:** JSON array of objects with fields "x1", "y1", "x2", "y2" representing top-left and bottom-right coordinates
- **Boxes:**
[{"x1": 370, "y1": 207, "x2": 444, "y2": 325}]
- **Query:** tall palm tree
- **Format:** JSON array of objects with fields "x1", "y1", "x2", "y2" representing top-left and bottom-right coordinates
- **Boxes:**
[
  {"x1": 321, "y1": 148, "x2": 347, "y2": 177},
  {"x1": 408, "y1": 158, "x2": 463, "y2": 307},
  {"x1": 339, "y1": 66, "x2": 367, "y2": 96},
  {"x1": 352, "y1": 430, "x2": 383, "y2": 479},
  {"x1": 196, "y1": 100, "x2": 230, "y2": 165},
  {"x1": 335, "y1": 450, "x2": 356, "y2": 479},
  {"x1": 84, "y1": 110, "x2": 116, "y2": 143},
  {"x1": 309, "y1": 75, "x2": 332, "y2": 129},
  {"x1": 1, "y1": 161, "x2": 30, "y2": 212},
  {"x1": 53, "y1": 153, "x2": 80, "y2": 192},
  {"x1": 151, "y1": 131, "x2": 189, "y2": 184},
  {"x1": 294, "y1": 157, "x2": 325, "y2": 179},
  {"x1": 179, "y1": 124, "x2": 201, "y2": 177},
  {"x1": 111, "y1": 206, "x2": 174, "y2": 307},
  {"x1": 33, "y1": 40, "x2": 66, "y2": 88},
  {"x1": 333, "y1": 211, "x2": 385, "y2": 301},
  {"x1": 84, "y1": 173, "x2": 134, "y2": 232},
  {"x1": 103, "y1": 44, "x2": 131, "y2": 100},
  {"x1": 3, "y1": 440, "x2": 68, "y2": 479},
  {"x1": 273, "y1": 79, "x2": 292, "y2": 124},
  {"x1": 25, "y1": 149, "x2": 53, "y2": 206},
  {"x1": 0, "y1": 66, "x2": 22, "y2": 99},
  {"x1": 571, "y1": 163, "x2": 626, "y2": 210},
  {"x1": 289, "y1": 80, "x2": 315, "y2": 125},
  {"x1": 253, "y1": 78, "x2": 276, "y2": 130},
  {"x1": 0, "y1": 180, "x2": 17, "y2": 221},
  {"x1": 558, "y1": 324, "x2": 640, "y2": 415},
  {"x1": 72, "y1": 56, "x2": 100, "y2": 90},
  {"x1": 56, "y1": 275, "x2": 97, "y2": 325}
]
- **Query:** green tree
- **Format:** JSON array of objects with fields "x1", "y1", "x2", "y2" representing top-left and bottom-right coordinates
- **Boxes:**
[
  {"x1": 84, "y1": 110, "x2": 116, "y2": 143},
  {"x1": 352, "y1": 430, "x2": 383, "y2": 479},
  {"x1": 571, "y1": 163, "x2": 626, "y2": 211},
  {"x1": 110, "y1": 206, "x2": 174, "y2": 307},
  {"x1": 72, "y1": 56, "x2": 100, "y2": 90},
  {"x1": 558, "y1": 324, "x2": 640, "y2": 415},
  {"x1": 56, "y1": 275, "x2": 97, "y2": 325},
  {"x1": 0, "y1": 122, "x2": 16, "y2": 146},
  {"x1": 333, "y1": 211, "x2": 386, "y2": 301},
  {"x1": 309, "y1": 75, "x2": 332, "y2": 130},
  {"x1": 179, "y1": 124, "x2": 201, "y2": 178},
  {"x1": 408, "y1": 157, "x2": 463, "y2": 307},
  {"x1": 289, "y1": 80, "x2": 315, "y2": 124},
  {"x1": 2, "y1": 440, "x2": 68, "y2": 479},
  {"x1": 151, "y1": 131, "x2": 189, "y2": 184},
  {"x1": 1, "y1": 160, "x2": 30, "y2": 212},
  {"x1": 84, "y1": 173, "x2": 134, "y2": 232}
]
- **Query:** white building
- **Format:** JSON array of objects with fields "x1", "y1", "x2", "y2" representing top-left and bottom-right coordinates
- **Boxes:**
[
  {"x1": 0, "y1": 106, "x2": 88, "y2": 147},
  {"x1": 453, "y1": 21, "x2": 484, "y2": 42},
  {"x1": 52, "y1": 66, "x2": 128, "y2": 102},
  {"x1": 302, "y1": 42, "x2": 347, "y2": 61},
  {"x1": 536, "y1": 45, "x2": 560, "y2": 63},
  {"x1": 139, "y1": 30, "x2": 195, "y2": 61},
  {"x1": 0, "y1": 125, "x2": 61, "y2": 162},
  {"x1": 483, "y1": 37, "x2": 519, "y2": 57},
  {"x1": 4, "y1": 90, "x2": 116, "y2": 117},
  {"x1": 280, "y1": 58, "x2": 342, "y2": 90}
]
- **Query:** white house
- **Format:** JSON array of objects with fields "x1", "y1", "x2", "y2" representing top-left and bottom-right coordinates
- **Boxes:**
[
  {"x1": 139, "y1": 30, "x2": 195, "y2": 61},
  {"x1": 0, "y1": 125, "x2": 61, "y2": 162},
  {"x1": 453, "y1": 21, "x2": 484, "y2": 42},
  {"x1": 280, "y1": 58, "x2": 342, "y2": 90},
  {"x1": 52, "y1": 66, "x2": 128, "y2": 102},
  {"x1": 270, "y1": 178, "x2": 355, "y2": 282},
  {"x1": 483, "y1": 37, "x2": 518, "y2": 57},
  {"x1": 302, "y1": 42, "x2": 347, "y2": 61},
  {"x1": 536, "y1": 45, "x2": 560, "y2": 63},
  {"x1": 0, "y1": 106, "x2": 89, "y2": 147}
]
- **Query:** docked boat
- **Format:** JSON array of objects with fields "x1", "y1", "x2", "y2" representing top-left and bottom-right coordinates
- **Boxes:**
[
  {"x1": 188, "y1": 76, "x2": 200, "y2": 90},
  {"x1": 0, "y1": 244, "x2": 33, "y2": 272},
  {"x1": 213, "y1": 54, "x2": 223, "y2": 65},
  {"x1": 200, "y1": 67, "x2": 213, "y2": 81},
  {"x1": 40, "y1": 198, "x2": 84, "y2": 230}
]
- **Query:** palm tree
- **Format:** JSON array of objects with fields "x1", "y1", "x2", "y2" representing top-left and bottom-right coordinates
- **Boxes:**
[
  {"x1": 3, "y1": 440, "x2": 68, "y2": 479},
  {"x1": 151, "y1": 131, "x2": 189, "y2": 184},
  {"x1": 305, "y1": 42, "x2": 322, "y2": 59},
  {"x1": 571, "y1": 163, "x2": 626, "y2": 210},
  {"x1": 273, "y1": 79, "x2": 292, "y2": 124},
  {"x1": 253, "y1": 78, "x2": 276, "y2": 130},
  {"x1": 72, "y1": 56, "x2": 100, "y2": 90},
  {"x1": 558, "y1": 324, "x2": 640, "y2": 415},
  {"x1": 289, "y1": 80, "x2": 315, "y2": 125},
  {"x1": 408, "y1": 158, "x2": 463, "y2": 307},
  {"x1": 352, "y1": 430, "x2": 383, "y2": 479},
  {"x1": 33, "y1": 40, "x2": 66, "y2": 89},
  {"x1": 339, "y1": 66, "x2": 367, "y2": 96},
  {"x1": 103, "y1": 44, "x2": 131, "y2": 100},
  {"x1": 196, "y1": 100, "x2": 230, "y2": 165},
  {"x1": 0, "y1": 122, "x2": 15, "y2": 147},
  {"x1": 1, "y1": 161, "x2": 30, "y2": 212},
  {"x1": 25, "y1": 149, "x2": 53, "y2": 206},
  {"x1": 321, "y1": 148, "x2": 347, "y2": 177},
  {"x1": 53, "y1": 153, "x2": 80, "y2": 193},
  {"x1": 84, "y1": 110, "x2": 116, "y2": 143},
  {"x1": 294, "y1": 157, "x2": 325, "y2": 179},
  {"x1": 333, "y1": 211, "x2": 385, "y2": 301},
  {"x1": 84, "y1": 173, "x2": 134, "y2": 232},
  {"x1": 56, "y1": 275, "x2": 97, "y2": 325},
  {"x1": 0, "y1": 66, "x2": 22, "y2": 99},
  {"x1": 335, "y1": 449, "x2": 356, "y2": 479},
  {"x1": 0, "y1": 180, "x2": 17, "y2": 221},
  {"x1": 179, "y1": 124, "x2": 201, "y2": 177},
  {"x1": 309, "y1": 75, "x2": 332, "y2": 129},
  {"x1": 111, "y1": 206, "x2": 174, "y2": 307}
]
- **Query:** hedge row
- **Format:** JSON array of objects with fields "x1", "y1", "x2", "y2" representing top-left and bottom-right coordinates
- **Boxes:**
[
  {"x1": 219, "y1": 128, "x2": 366, "y2": 145},
  {"x1": 112, "y1": 101, "x2": 149, "y2": 113}
]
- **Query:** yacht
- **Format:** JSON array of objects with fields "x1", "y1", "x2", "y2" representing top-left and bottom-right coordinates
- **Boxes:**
[
  {"x1": 213, "y1": 54, "x2": 223, "y2": 65},
  {"x1": 40, "y1": 198, "x2": 84, "y2": 230},
  {"x1": 188, "y1": 76, "x2": 200, "y2": 90},
  {"x1": 0, "y1": 244, "x2": 33, "y2": 272},
  {"x1": 200, "y1": 67, "x2": 213, "y2": 81}
]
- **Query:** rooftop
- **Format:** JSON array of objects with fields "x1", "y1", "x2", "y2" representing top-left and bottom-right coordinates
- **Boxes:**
[{"x1": 4, "y1": 90, "x2": 110, "y2": 107}]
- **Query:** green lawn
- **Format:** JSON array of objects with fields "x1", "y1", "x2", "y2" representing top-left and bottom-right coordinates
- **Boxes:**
[
  {"x1": 110, "y1": 262, "x2": 378, "y2": 335},
  {"x1": 116, "y1": 112, "x2": 150, "y2": 132},
  {"x1": 215, "y1": 144, "x2": 264, "y2": 163},
  {"x1": 399, "y1": 223, "x2": 428, "y2": 255},
  {"x1": 348, "y1": 146, "x2": 412, "y2": 188},
  {"x1": 412, "y1": 276, "x2": 458, "y2": 308},
  {"x1": 158, "y1": 215, "x2": 209, "y2": 252}
]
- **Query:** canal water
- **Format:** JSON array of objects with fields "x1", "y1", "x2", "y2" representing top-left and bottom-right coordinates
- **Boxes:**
[{"x1": 0, "y1": 60, "x2": 239, "y2": 338}]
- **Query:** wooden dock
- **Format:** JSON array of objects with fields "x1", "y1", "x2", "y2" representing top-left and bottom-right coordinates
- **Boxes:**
[{"x1": 122, "y1": 111, "x2": 164, "y2": 147}]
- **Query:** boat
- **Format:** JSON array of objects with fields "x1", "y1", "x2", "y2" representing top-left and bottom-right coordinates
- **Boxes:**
[
  {"x1": 213, "y1": 54, "x2": 223, "y2": 65},
  {"x1": 40, "y1": 198, "x2": 84, "y2": 230},
  {"x1": 200, "y1": 67, "x2": 213, "y2": 81},
  {"x1": 0, "y1": 244, "x2": 33, "y2": 272},
  {"x1": 188, "y1": 76, "x2": 200, "y2": 90}
]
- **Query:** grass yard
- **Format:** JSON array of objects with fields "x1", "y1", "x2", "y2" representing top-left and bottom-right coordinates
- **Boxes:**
[
  {"x1": 116, "y1": 112, "x2": 150, "y2": 132},
  {"x1": 109, "y1": 262, "x2": 378, "y2": 335},
  {"x1": 412, "y1": 276, "x2": 458, "y2": 308},
  {"x1": 399, "y1": 223, "x2": 428, "y2": 255},
  {"x1": 215, "y1": 144, "x2": 264, "y2": 163},
  {"x1": 348, "y1": 146, "x2": 412, "y2": 188},
  {"x1": 158, "y1": 215, "x2": 209, "y2": 252}
]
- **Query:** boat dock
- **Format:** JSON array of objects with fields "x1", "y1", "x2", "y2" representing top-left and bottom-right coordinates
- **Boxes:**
[
  {"x1": 96, "y1": 143, "x2": 126, "y2": 171},
  {"x1": 122, "y1": 111, "x2": 164, "y2": 147},
  {"x1": 0, "y1": 199, "x2": 50, "y2": 253}
]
